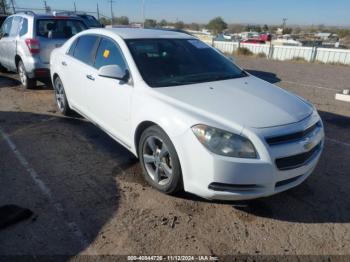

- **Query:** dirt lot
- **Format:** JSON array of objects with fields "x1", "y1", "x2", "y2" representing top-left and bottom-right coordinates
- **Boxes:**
[{"x1": 0, "y1": 57, "x2": 349, "y2": 258}]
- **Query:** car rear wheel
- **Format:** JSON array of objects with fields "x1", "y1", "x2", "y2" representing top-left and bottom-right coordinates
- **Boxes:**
[
  {"x1": 53, "y1": 76, "x2": 72, "y2": 116},
  {"x1": 18, "y1": 60, "x2": 36, "y2": 89},
  {"x1": 139, "y1": 126, "x2": 183, "y2": 194}
]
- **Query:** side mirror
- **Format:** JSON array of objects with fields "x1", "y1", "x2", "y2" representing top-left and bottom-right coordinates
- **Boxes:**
[{"x1": 98, "y1": 65, "x2": 129, "y2": 81}]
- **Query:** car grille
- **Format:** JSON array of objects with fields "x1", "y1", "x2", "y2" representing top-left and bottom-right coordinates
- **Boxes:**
[
  {"x1": 266, "y1": 121, "x2": 321, "y2": 146},
  {"x1": 275, "y1": 175, "x2": 302, "y2": 187},
  {"x1": 275, "y1": 142, "x2": 321, "y2": 170},
  {"x1": 208, "y1": 182, "x2": 261, "y2": 192}
]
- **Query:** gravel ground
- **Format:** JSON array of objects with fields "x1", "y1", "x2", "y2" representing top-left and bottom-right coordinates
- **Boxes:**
[{"x1": 0, "y1": 58, "x2": 349, "y2": 258}]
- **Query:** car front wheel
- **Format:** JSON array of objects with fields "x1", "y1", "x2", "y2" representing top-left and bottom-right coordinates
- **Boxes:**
[{"x1": 139, "y1": 126, "x2": 183, "y2": 194}]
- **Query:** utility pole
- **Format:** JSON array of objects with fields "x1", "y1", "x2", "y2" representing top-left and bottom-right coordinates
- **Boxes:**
[
  {"x1": 43, "y1": 1, "x2": 47, "y2": 11},
  {"x1": 0, "y1": 0, "x2": 8, "y2": 14},
  {"x1": 142, "y1": 0, "x2": 145, "y2": 28},
  {"x1": 10, "y1": 0, "x2": 15, "y2": 13},
  {"x1": 108, "y1": 0, "x2": 115, "y2": 26},
  {"x1": 282, "y1": 18, "x2": 287, "y2": 30},
  {"x1": 74, "y1": 1, "x2": 77, "y2": 13},
  {"x1": 96, "y1": 3, "x2": 100, "y2": 21}
]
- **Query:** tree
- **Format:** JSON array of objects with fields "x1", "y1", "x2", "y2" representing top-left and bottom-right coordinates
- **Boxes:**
[
  {"x1": 144, "y1": 19, "x2": 157, "y2": 28},
  {"x1": 317, "y1": 24, "x2": 325, "y2": 32},
  {"x1": 282, "y1": 27, "x2": 293, "y2": 35},
  {"x1": 114, "y1": 16, "x2": 129, "y2": 25},
  {"x1": 158, "y1": 19, "x2": 168, "y2": 27},
  {"x1": 99, "y1": 17, "x2": 111, "y2": 26},
  {"x1": 263, "y1": 24, "x2": 269, "y2": 32},
  {"x1": 174, "y1": 20, "x2": 185, "y2": 30},
  {"x1": 337, "y1": 29, "x2": 350, "y2": 38},
  {"x1": 227, "y1": 23, "x2": 244, "y2": 33},
  {"x1": 207, "y1": 17, "x2": 227, "y2": 35},
  {"x1": 245, "y1": 25, "x2": 262, "y2": 32},
  {"x1": 292, "y1": 27, "x2": 302, "y2": 35},
  {"x1": 188, "y1": 23, "x2": 200, "y2": 31}
]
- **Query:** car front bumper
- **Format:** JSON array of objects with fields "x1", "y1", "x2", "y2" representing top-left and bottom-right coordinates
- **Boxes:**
[{"x1": 173, "y1": 112, "x2": 324, "y2": 201}]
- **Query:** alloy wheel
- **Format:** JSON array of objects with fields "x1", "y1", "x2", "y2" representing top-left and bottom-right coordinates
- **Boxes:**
[
  {"x1": 54, "y1": 78, "x2": 65, "y2": 111},
  {"x1": 142, "y1": 135, "x2": 173, "y2": 186},
  {"x1": 18, "y1": 64, "x2": 27, "y2": 86}
]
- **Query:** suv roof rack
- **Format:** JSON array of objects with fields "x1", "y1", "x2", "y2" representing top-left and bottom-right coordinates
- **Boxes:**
[
  {"x1": 52, "y1": 11, "x2": 78, "y2": 16},
  {"x1": 15, "y1": 10, "x2": 36, "y2": 16}
]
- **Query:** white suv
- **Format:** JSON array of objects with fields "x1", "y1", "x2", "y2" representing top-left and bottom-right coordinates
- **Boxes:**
[{"x1": 50, "y1": 28, "x2": 324, "y2": 200}]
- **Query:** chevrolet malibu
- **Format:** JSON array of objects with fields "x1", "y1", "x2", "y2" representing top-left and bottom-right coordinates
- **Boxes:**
[{"x1": 50, "y1": 28, "x2": 324, "y2": 200}]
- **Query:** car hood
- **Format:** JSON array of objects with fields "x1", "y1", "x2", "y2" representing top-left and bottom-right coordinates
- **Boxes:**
[{"x1": 153, "y1": 76, "x2": 313, "y2": 128}]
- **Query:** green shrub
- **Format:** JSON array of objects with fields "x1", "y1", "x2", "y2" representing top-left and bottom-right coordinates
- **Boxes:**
[
  {"x1": 291, "y1": 57, "x2": 307, "y2": 62},
  {"x1": 236, "y1": 47, "x2": 253, "y2": 56},
  {"x1": 328, "y1": 62, "x2": 349, "y2": 66},
  {"x1": 256, "y1": 52, "x2": 267, "y2": 58}
]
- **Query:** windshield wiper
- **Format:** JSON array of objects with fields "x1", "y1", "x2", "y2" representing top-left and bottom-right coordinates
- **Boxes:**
[{"x1": 149, "y1": 80, "x2": 198, "y2": 87}]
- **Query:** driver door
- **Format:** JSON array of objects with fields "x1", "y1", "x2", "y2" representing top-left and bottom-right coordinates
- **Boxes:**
[{"x1": 86, "y1": 37, "x2": 133, "y2": 145}]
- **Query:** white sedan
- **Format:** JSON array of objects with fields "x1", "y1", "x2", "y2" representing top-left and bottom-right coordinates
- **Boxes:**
[{"x1": 50, "y1": 28, "x2": 324, "y2": 200}]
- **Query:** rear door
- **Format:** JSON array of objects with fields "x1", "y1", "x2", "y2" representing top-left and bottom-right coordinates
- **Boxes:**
[
  {"x1": 6, "y1": 16, "x2": 22, "y2": 70},
  {"x1": 61, "y1": 34, "x2": 99, "y2": 115},
  {"x1": 35, "y1": 18, "x2": 87, "y2": 64}
]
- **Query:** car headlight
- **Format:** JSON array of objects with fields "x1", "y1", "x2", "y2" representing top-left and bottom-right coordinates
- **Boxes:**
[{"x1": 191, "y1": 124, "x2": 257, "y2": 158}]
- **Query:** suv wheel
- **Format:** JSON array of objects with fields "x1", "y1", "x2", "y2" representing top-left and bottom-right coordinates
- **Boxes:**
[
  {"x1": 53, "y1": 76, "x2": 72, "y2": 116},
  {"x1": 139, "y1": 126, "x2": 183, "y2": 194},
  {"x1": 18, "y1": 60, "x2": 36, "y2": 89}
]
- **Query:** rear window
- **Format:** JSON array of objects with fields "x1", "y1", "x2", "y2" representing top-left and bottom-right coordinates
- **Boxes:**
[
  {"x1": 19, "y1": 18, "x2": 28, "y2": 36},
  {"x1": 36, "y1": 19, "x2": 87, "y2": 39}
]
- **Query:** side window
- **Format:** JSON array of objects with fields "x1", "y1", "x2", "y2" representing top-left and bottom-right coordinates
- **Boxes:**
[
  {"x1": 94, "y1": 38, "x2": 127, "y2": 71},
  {"x1": 67, "y1": 38, "x2": 78, "y2": 56},
  {"x1": 9, "y1": 16, "x2": 21, "y2": 37},
  {"x1": 1, "y1": 17, "x2": 13, "y2": 37},
  {"x1": 19, "y1": 18, "x2": 28, "y2": 36},
  {"x1": 73, "y1": 35, "x2": 99, "y2": 65}
]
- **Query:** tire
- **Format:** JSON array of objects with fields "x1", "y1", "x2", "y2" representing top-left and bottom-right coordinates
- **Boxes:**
[
  {"x1": 138, "y1": 125, "x2": 183, "y2": 194},
  {"x1": 18, "y1": 60, "x2": 36, "y2": 89},
  {"x1": 0, "y1": 63, "x2": 7, "y2": 73},
  {"x1": 53, "y1": 76, "x2": 73, "y2": 116}
]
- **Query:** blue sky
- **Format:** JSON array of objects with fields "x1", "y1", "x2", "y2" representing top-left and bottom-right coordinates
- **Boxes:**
[{"x1": 14, "y1": 0, "x2": 350, "y2": 26}]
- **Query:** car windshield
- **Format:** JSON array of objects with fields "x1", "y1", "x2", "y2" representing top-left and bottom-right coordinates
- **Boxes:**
[
  {"x1": 36, "y1": 19, "x2": 87, "y2": 39},
  {"x1": 126, "y1": 38, "x2": 247, "y2": 87}
]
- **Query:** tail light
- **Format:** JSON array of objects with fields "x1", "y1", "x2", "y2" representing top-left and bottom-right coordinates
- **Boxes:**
[{"x1": 25, "y1": 38, "x2": 40, "y2": 54}]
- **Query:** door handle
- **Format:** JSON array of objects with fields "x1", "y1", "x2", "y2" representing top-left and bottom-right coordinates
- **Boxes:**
[
  {"x1": 86, "y1": 74, "x2": 95, "y2": 81},
  {"x1": 61, "y1": 61, "x2": 67, "y2": 66}
]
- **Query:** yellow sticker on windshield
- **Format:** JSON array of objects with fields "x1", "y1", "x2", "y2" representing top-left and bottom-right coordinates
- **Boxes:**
[{"x1": 103, "y1": 49, "x2": 110, "y2": 58}]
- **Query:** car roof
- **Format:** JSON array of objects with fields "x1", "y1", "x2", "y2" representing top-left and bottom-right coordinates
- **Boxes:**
[{"x1": 104, "y1": 28, "x2": 195, "y2": 40}]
